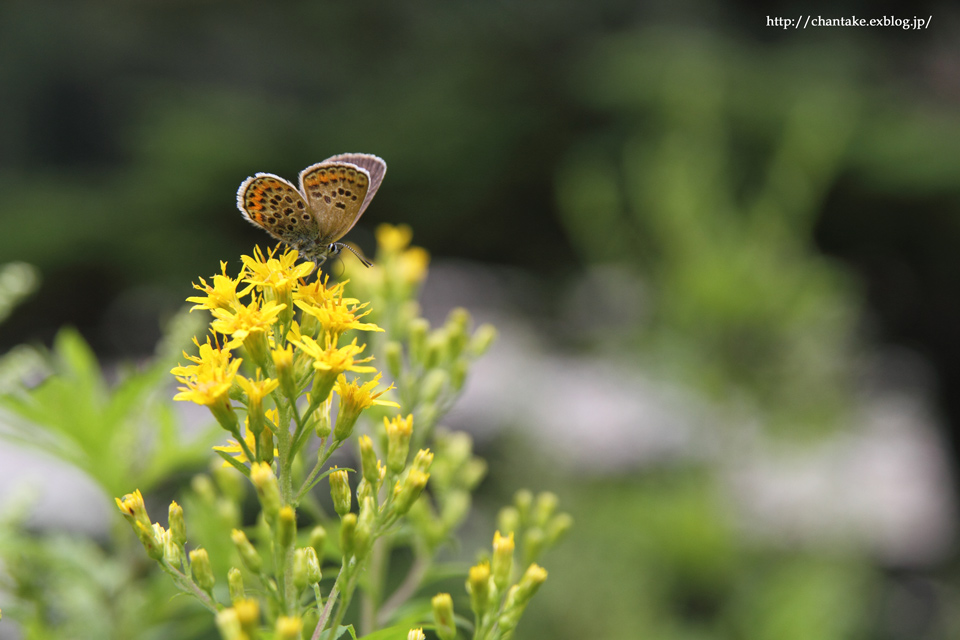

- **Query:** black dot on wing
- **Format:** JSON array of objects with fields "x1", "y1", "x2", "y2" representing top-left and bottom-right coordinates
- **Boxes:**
[
  {"x1": 338, "y1": 188, "x2": 344, "y2": 195},
  {"x1": 302, "y1": 214, "x2": 310, "y2": 221},
  {"x1": 297, "y1": 201, "x2": 305, "y2": 209},
  {"x1": 324, "y1": 196, "x2": 332, "y2": 204},
  {"x1": 351, "y1": 195, "x2": 357, "y2": 201},
  {"x1": 335, "y1": 202, "x2": 346, "y2": 210},
  {"x1": 284, "y1": 208, "x2": 293, "y2": 214}
]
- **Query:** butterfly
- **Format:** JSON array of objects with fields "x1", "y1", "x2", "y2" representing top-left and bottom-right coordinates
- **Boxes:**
[{"x1": 237, "y1": 153, "x2": 387, "y2": 267}]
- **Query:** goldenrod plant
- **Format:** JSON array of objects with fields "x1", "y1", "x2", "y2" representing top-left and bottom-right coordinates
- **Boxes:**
[{"x1": 117, "y1": 225, "x2": 570, "y2": 639}]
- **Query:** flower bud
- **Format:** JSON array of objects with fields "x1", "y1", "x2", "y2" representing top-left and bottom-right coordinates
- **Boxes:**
[
  {"x1": 166, "y1": 500, "x2": 186, "y2": 546},
  {"x1": 228, "y1": 567, "x2": 244, "y2": 602},
  {"x1": 208, "y1": 394, "x2": 241, "y2": 437},
  {"x1": 385, "y1": 414, "x2": 413, "y2": 474},
  {"x1": 231, "y1": 528, "x2": 263, "y2": 573},
  {"x1": 424, "y1": 333, "x2": 446, "y2": 370},
  {"x1": 408, "y1": 629, "x2": 426, "y2": 640},
  {"x1": 411, "y1": 448, "x2": 434, "y2": 475},
  {"x1": 451, "y1": 358, "x2": 468, "y2": 391},
  {"x1": 311, "y1": 368, "x2": 339, "y2": 411},
  {"x1": 234, "y1": 598, "x2": 260, "y2": 637},
  {"x1": 329, "y1": 468, "x2": 352, "y2": 516},
  {"x1": 523, "y1": 527, "x2": 545, "y2": 566},
  {"x1": 533, "y1": 492, "x2": 558, "y2": 528},
  {"x1": 461, "y1": 458, "x2": 487, "y2": 491},
  {"x1": 189, "y1": 548, "x2": 215, "y2": 591},
  {"x1": 408, "y1": 318, "x2": 429, "y2": 365},
  {"x1": 250, "y1": 462, "x2": 281, "y2": 519},
  {"x1": 492, "y1": 530, "x2": 515, "y2": 591},
  {"x1": 258, "y1": 427, "x2": 275, "y2": 465},
  {"x1": 468, "y1": 324, "x2": 497, "y2": 357},
  {"x1": 278, "y1": 505, "x2": 297, "y2": 549},
  {"x1": 466, "y1": 561, "x2": 492, "y2": 618},
  {"x1": 191, "y1": 475, "x2": 217, "y2": 504},
  {"x1": 445, "y1": 308, "x2": 470, "y2": 356},
  {"x1": 385, "y1": 340, "x2": 404, "y2": 379},
  {"x1": 440, "y1": 490, "x2": 471, "y2": 530},
  {"x1": 416, "y1": 403, "x2": 439, "y2": 434},
  {"x1": 357, "y1": 477, "x2": 374, "y2": 505},
  {"x1": 497, "y1": 506, "x2": 521, "y2": 537},
  {"x1": 313, "y1": 397, "x2": 331, "y2": 439},
  {"x1": 215, "y1": 608, "x2": 243, "y2": 640},
  {"x1": 358, "y1": 435, "x2": 379, "y2": 486},
  {"x1": 309, "y1": 525, "x2": 327, "y2": 560},
  {"x1": 293, "y1": 548, "x2": 309, "y2": 591},
  {"x1": 514, "y1": 489, "x2": 533, "y2": 525},
  {"x1": 212, "y1": 463, "x2": 246, "y2": 503},
  {"x1": 339, "y1": 513, "x2": 358, "y2": 558},
  {"x1": 134, "y1": 521, "x2": 164, "y2": 561},
  {"x1": 303, "y1": 546, "x2": 322, "y2": 585},
  {"x1": 503, "y1": 564, "x2": 548, "y2": 620},
  {"x1": 420, "y1": 369, "x2": 448, "y2": 404},
  {"x1": 273, "y1": 344, "x2": 297, "y2": 400},
  {"x1": 431, "y1": 593, "x2": 457, "y2": 640},
  {"x1": 392, "y1": 470, "x2": 429, "y2": 516},
  {"x1": 293, "y1": 547, "x2": 321, "y2": 588},
  {"x1": 115, "y1": 489, "x2": 151, "y2": 529},
  {"x1": 354, "y1": 497, "x2": 376, "y2": 559},
  {"x1": 546, "y1": 512, "x2": 574, "y2": 547},
  {"x1": 162, "y1": 528, "x2": 182, "y2": 566},
  {"x1": 275, "y1": 615, "x2": 302, "y2": 640}
]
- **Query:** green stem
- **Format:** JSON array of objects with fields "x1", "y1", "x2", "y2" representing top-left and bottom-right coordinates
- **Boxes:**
[
  {"x1": 296, "y1": 439, "x2": 339, "y2": 504},
  {"x1": 360, "y1": 537, "x2": 388, "y2": 635},
  {"x1": 159, "y1": 562, "x2": 220, "y2": 614},
  {"x1": 311, "y1": 567, "x2": 345, "y2": 640},
  {"x1": 328, "y1": 567, "x2": 360, "y2": 640},
  {"x1": 289, "y1": 398, "x2": 309, "y2": 457},
  {"x1": 376, "y1": 549, "x2": 431, "y2": 627}
]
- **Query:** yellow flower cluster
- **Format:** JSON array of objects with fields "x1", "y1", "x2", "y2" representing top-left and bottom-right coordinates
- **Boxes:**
[{"x1": 172, "y1": 244, "x2": 398, "y2": 468}]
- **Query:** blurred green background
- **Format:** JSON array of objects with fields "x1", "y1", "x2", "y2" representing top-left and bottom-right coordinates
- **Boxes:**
[{"x1": 3, "y1": 0, "x2": 960, "y2": 638}]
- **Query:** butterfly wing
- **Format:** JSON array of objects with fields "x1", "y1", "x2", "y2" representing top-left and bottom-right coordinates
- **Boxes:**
[
  {"x1": 237, "y1": 173, "x2": 319, "y2": 249},
  {"x1": 321, "y1": 153, "x2": 387, "y2": 219},
  {"x1": 298, "y1": 162, "x2": 371, "y2": 244}
]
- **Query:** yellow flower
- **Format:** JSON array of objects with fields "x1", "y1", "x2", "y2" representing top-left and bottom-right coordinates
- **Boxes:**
[
  {"x1": 210, "y1": 298, "x2": 286, "y2": 348},
  {"x1": 236, "y1": 374, "x2": 279, "y2": 405},
  {"x1": 115, "y1": 489, "x2": 151, "y2": 528},
  {"x1": 385, "y1": 414, "x2": 414, "y2": 473},
  {"x1": 294, "y1": 274, "x2": 359, "y2": 308},
  {"x1": 293, "y1": 335, "x2": 377, "y2": 408},
  {"x1": 242, "y1": 246, "x2": 314, "y2": 298},
  {"x1": 292, "y1": 336, "x2": 377, "y2": 375},
  {"x1": 237, "y1": 373, "x2": 279, "y2": 436},
  {"x1": 332, "y1": 374, "x2": 399, "y2": 441},
  {"x1": 187, "y1": 261, "x2": 254, "y2": 312},
  {"x1": 172, "y1": 339, "x2": 242, "y2": 407},
  {"x1": 213, "y1": 425, "x2": 276, "y2": 465},
  {"x1": 376, "y1": 223, "x2": 414, "y2": 253},
  {"x1": 397, "y1": 245, "x2": 430, "y2": 285},
  {"x1": 295, "y1": 295, "x2": 383, "y2": 343}
]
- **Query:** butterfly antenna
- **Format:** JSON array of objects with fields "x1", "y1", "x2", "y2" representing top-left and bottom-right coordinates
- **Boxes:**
[{"x1": 337, "y1": 242, "x2": 373, "y2": 268}]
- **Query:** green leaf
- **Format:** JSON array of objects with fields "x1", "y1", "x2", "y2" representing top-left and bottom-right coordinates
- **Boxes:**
[
  {"x1": 356, "y1": 624, "x2": 423, "y2": 640},
  {"x1": 302, "y1": 466, "x2": 355, "y2": 496},
  {"x1": 214, "y1": 450, "x2": 251, "y2": 477},
  {"x1": 318, "y1": 625, "x2": 355, "y2": 640}
]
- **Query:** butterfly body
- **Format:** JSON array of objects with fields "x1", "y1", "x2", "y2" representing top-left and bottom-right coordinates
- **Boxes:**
[{"x1": 237, "y1": 153, "x2": 386, "y2": 266}]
